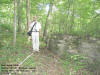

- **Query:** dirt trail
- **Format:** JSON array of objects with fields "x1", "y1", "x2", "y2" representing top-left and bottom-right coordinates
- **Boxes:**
[
  {"x1": 31, "y1": 49, "x2": 66, "y2": 75},
  {"x1": 3, "y1": 49, "x2": 66, "y2": 75}
]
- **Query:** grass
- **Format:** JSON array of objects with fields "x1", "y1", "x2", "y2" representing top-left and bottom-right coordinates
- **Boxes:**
[
  {"x1": 0, "y1": 24, "x2": 94, "y2": 75},
  {"x1": 60, "y1": 53, "x2": 92, "y2": 75},
  {"x1": 0, "y1": 26, "x2": 46, "y2": 74}
]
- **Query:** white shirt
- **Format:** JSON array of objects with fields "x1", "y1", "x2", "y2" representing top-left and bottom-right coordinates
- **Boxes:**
[{"x1": 29, "y1": 21, "x2": 41, "y2": 32}]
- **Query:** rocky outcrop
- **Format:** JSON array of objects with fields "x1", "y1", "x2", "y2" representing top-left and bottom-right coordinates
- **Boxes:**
[{"x1": 48, "y1": 34, "x2": 100, "y2": 74}]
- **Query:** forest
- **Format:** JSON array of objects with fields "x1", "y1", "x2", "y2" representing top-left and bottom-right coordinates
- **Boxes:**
[{"x1": 0, "y1": 0, "x2": 100, "y2": 75}]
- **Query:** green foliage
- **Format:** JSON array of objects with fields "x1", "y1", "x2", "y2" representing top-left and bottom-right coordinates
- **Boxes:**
[
  {"x1": 0, "y1": 0, "x2": 100, "y2": 37},
  {"x1": 0, "y1": 24, "x2": 46, "y2": 65},
  {"x1": 60, "y1": 53, "x2": 89, "y2": 75},
  {"x1": 0, "y1": 24, "x2": 13, "y2": 32},
  {"x1": 87, "y1": 16, "x2": 100, "y2": 37},
  {"x1": 0, "y1": 0, "x2": 100, "y2": 74},
  {"x1": 0, "y1": 0, "x2": 13, "y2": 4},
  {"x1": 43, "y1": 72, "x2": 47, "y2": 75}
]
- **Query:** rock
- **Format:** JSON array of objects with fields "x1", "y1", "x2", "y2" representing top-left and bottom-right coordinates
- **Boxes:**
[
  {"x1": 48, "y1": 34, "x2": 100, "y2": 74},
  {"x1": 48, "y1": 35, "x2": 79, "y2": 56}
]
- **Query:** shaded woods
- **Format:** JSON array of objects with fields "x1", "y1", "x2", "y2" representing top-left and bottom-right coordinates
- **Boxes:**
[{"x1": 0, "y1": 0, "x2": 100, "y2": 75}]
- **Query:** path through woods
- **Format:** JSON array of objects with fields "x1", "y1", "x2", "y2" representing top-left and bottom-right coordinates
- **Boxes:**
[{"x1": 4, "y1": 49, "x2": 66, "y2": 75}]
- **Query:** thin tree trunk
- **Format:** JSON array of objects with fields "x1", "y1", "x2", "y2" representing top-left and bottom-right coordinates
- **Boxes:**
[
  {"x1": 43, "y1": 0, "x2": 54, "y2": 40},
  {"x1": 17, "y1": 0, "x2": 21, "y2": 32},
  {"x1": 26, "y1": 0, "x2": 30, "y2": 30},
  {"x1": 65, "y1": 0, "x2": 71, "y2": 33},
  {"x1": 70, "y1": 0, "x2": 75, "y2": 30},
  {"x1": 13, "y1": 0, "x2": 17, "y2": 46}
]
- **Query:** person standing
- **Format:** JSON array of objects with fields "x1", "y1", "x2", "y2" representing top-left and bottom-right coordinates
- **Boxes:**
[{"x1": 29, "y1": 16, "x2": 41, "y2": 52}]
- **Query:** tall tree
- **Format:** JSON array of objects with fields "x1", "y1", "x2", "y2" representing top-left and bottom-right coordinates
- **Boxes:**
[
  {"x1": 69, "y1": 0, "x2": 75, "y2": 31},
  {"x1": 43, "y1": 0, "x2": 54, "y2": 40},
  {"x1": 26, "y1": 0, "x2": 30, "y2": 30},
  {"x1": 17, "y1": 0, "x2": 22, "y2": 32},
  {"x1": 66, "y1": 0, "x2": 71, "y2": 33},
  {"x1": 13, "y1": 0, "x2": 17, "y2": 46}
]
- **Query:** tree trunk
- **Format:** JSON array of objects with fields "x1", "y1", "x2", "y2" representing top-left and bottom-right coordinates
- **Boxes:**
[
  {"x1": 26, "y1": 0, "x2": 30, "y2": 30},
  {"x1": 70, "y1": 0, "x2": 75, "y2": 31},
  {"x1": 13, "y1": 0, "x2": 17, "y2": 46},
  {"x1": 43, "y1": 0, "x2": 54, "y2": 40},
  {"x1": 65, "y1": 0, "x2": 71, "y2": 33},
  {"x1": 17, "y1": 0, "x2": 22, "y2": 32}
]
